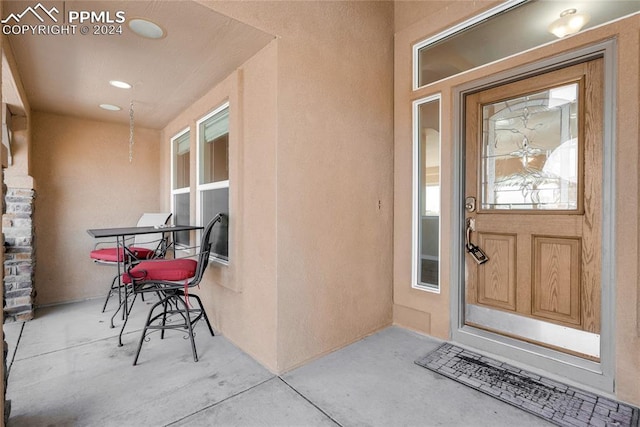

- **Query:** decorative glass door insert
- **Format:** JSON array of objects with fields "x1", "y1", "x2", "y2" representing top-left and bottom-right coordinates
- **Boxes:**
[{"x1": 480, "y1": 82, "x2": 581, "y2": 211}]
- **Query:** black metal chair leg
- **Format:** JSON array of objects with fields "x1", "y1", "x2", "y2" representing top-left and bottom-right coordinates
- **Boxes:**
[
  {"x1": 160, "y1": 295, "x2": 169, "y2": 340},
  {"x1": 134, "y1": 294, "x2": 199, "y2": 364},
  {"x1": 133, "y1": 296, "x2": 166, "y2": 365},
  {"x1": 175, "y1": 296, "x2": 198, "y2": 362},
  {"x1": 118, "y1": 293, "x2": 138, "y2": 346},
  {"x1": 101, "y1": 275, "x2": 119, "y2": 313},
  {"x1": 110, "y1": 281, "x2": 133, "y2": 328},
  {"x1": 109, "y1": 299, "x2": 122, "y2": 329},
  {"x1": 190, "y1": 294, "x2": 215, "y2": 337}
]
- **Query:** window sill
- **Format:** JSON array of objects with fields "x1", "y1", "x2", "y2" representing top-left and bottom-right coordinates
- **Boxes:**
[{"x1": 210, "y1": 255, "x2": 229, "y2": 267}]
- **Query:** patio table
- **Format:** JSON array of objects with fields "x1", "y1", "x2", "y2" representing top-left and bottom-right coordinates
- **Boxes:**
[{"x1": 87, "y1": 224, "x2": 204, "y2": 345}]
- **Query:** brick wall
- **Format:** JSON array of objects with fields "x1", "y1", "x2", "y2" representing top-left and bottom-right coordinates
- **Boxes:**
[{"x1": 3, "y1": 188, "x2": 35, "y2": 323}]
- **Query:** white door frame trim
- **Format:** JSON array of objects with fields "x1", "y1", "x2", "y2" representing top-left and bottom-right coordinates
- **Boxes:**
[{"x1": 450, "y1": 39, "x2": 617, "y2": 392}]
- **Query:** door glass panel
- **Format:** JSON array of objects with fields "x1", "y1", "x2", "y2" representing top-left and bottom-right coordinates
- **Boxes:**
[{"x1": 480, "y1": 82, "x2": 580, "y2": 210}]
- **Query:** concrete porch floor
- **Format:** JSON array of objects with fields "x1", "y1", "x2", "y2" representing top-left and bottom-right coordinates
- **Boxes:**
[{"x1": 4, "y1": 298, "x2": 552, "y2": 426}]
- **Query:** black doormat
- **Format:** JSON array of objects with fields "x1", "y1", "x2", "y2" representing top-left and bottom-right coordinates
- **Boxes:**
[{"x1": 416, "y1": 343, "x2": 640, "y2": 427}]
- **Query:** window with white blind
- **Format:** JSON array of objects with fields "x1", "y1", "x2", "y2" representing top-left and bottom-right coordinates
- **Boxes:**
[{"x1": 197, "y1": 103, "x2": 229, "y2": 263}]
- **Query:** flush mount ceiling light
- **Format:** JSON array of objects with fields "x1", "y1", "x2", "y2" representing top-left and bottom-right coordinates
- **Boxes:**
[
  {"x1": 128, "y1": 18, "x2": 165, "y2": 39},
  {"x1": 548, "y1": 9, "x2": 590, "y2": 38},
  {"x1": 99, "y1": 103, "x2": 122, "y2": 111},
  {"x1": 109, "y1": 80, "x2": 132, "y2": 89}
]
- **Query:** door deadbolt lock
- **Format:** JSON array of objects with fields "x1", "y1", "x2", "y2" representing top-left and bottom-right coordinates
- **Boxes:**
[{"x1": 465, "y1": 197, "x2": 476, "y2": 213}]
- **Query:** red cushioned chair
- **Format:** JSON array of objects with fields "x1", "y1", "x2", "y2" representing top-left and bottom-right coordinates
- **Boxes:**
[
  {"x1": 90, "y1": 213, "x2": 172, "y2": 313},
  {"x1": 121, "y1": 213, "x2": 224, "y2": 365}
]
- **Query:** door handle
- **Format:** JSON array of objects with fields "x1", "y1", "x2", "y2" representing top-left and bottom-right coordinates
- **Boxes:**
[{"x1": 465, "y1": 218, "x2": 488, "y2": 265}]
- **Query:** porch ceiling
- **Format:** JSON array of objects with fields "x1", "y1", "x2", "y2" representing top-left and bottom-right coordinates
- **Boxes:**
[{"x1": 2, "y1": 1, "x2": 274, "y2": 129}]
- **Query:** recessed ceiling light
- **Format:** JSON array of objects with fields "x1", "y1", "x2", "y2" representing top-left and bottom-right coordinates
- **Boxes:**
[
  {"x1": 128, "y1": 18, "x2": 165, "y2": 39},
  {"x1": 99, "y1": 104, "x2": 122, "y2": 111},
  {"x1": 109, "y1": 80, "x2": 132, "y2": 89}
]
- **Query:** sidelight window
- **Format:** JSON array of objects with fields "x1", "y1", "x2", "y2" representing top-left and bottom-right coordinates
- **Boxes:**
[{"x1": 413, "y1": 95, "x2": 441, "y2": 291}]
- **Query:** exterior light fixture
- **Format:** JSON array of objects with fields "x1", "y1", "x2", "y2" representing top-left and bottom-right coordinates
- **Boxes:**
[
  {"x1": 128, "y1": 18, "x2": 165, "y2": 39},
  {"x1": 99, "y1": 104, "x2": 122, "y2": 111},
  {"x1": 109, "y1": 80, "x2": 132, "y2": 89},
  {"x1": 548, "y1": 9, "x2": 590, "y2": 38}
]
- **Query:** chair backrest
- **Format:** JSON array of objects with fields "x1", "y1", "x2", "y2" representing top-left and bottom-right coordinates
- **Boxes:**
[
  {"x1": 191, "y1": 213, "x2": 225, "y2": 286},
  {"x1": 133, "y1": 213, "x2": 173, "y2": 251}
]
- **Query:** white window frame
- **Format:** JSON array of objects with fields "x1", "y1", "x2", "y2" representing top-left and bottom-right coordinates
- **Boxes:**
[
  {"x1": 170, "y1": 127, "x2": 191, "y2": 249},
  {"x1": 412, "y1": 94, "x2": 441, "y2": 293},
  {"x1": 196, "y1": 101, "x2": 230, "y2": 265}
]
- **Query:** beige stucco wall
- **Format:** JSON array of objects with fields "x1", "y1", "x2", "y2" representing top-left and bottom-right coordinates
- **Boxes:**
[
  {"x1": 32, "y1": 112, "x2": 161, "y2": 305},
  {"x1": 270, "y1": 1, "x2": 394, "y2": 372},
  {"x1": 182, "y1": 1, "x2": 395, "y2": 372},
  {"x1": 392, "y1": 0, "x2": 493, "y2": 340},
  {"x1": 613, "y1": 19, "x2": 640, "y2": 405},
  {"x1": 161, "y1": 40, "x2": 280, "y2": 371},
  {"x1": 394, "y1": 4, "x2": 640, "y2": 405}
]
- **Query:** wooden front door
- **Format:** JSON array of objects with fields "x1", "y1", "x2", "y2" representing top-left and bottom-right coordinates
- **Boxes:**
[{"x1": 463, "y1": 58, "x2": 603, "y2": 360}]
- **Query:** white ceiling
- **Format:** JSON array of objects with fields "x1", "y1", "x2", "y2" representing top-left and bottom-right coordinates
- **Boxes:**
[{"x1": 3, "y1": 1, "x2": 274, "y2": 129}]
